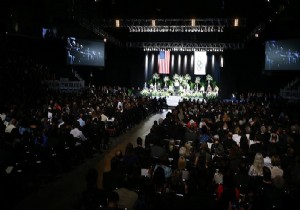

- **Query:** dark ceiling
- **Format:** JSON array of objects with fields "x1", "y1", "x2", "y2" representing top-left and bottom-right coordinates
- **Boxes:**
[{"x1": 2, "y1": 0, "x2": 299, "y2": 47}]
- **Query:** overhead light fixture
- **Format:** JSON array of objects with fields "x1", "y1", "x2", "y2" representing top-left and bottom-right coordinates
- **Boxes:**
[
  {"x1": 128, "y1": 25, "x2": 224, "y2": 33},
  {"x1": 234, "y1": 18, "x2": 239, "y2": 27},
  {"x1": 115, "y1": 19, "x2": 120, "y2": 28},
  {"x1": 191, "y1": 19, "x2": 196, "y2": 27},
  {"x1": 151, "y1": 19, "x2": 156, "y2": 27}
]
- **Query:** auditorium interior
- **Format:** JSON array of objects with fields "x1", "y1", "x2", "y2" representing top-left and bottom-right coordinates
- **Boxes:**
[{"x1": 1, "y1": 0, "x2": 300, "y2": 210}]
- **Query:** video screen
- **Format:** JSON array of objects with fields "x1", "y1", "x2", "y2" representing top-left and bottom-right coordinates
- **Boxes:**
[
  {"x1": 265, "y1": 39, "x2": 300, "y2": 70},
  {"x1": 42, "y1": 28, "x2": 57, "y2": 39},
  {"x1": 66, "y1": 37, "x2": 105, "y2": 67}
]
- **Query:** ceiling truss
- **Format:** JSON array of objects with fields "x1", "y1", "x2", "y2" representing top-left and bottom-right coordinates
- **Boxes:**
[
  {"x1": 99, "y1": 18, "x2": 246, "y2": 28},
  {"x1": 78, "y1": 18, "x2": 245, "y2": 50},
  {"x1": 127, "y1": 42, "x2": 244, "y2": 51}
]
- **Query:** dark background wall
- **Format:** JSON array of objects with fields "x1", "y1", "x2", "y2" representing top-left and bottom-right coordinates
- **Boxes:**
[{"x1": 3, "y1": 32, "x2": 300, "y2": 98}]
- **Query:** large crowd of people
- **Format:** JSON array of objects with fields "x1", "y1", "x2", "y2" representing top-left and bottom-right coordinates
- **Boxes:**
[
  {"x1": 0, "y1": 47, "x2": 159, "y2": 209},
  {"x1": 1, "y1": 44, "x2": 300, "y2": 210},
  {"x1": 82, "y1": 95, "x2": 299, "y2": 210},
  {"x1": 2, "y1": 89, "x2": 300, "y2": 210}
]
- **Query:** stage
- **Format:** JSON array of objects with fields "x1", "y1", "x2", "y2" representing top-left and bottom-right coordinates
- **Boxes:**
[{"x1": 141, "y1": 73, "x2": 219, "y2": 103}]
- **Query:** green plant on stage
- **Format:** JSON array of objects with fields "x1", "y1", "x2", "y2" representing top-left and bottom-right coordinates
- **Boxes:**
[
  {"x1": 161, "y1": 90, "x2": 170, "y2": 97},
  {"x1": 157, "y1": 81, "x2": 162, "y2": 89},
  {"x1": 141, "y1": 73, "x2": 219, "y2": 100},
  {"x1": 148, "y1": 79, "x2": 153, "y2": 86},
  {"x1": 178, "y1": 75, "x2": 183, "y2": 84},
  {"x1": 195, "y1": 76, "x2": 201, "y2": 90},
  {"x1": 211, "y1": 80, "x2": 217, "y2": 88},
  {"x1": 168, "y1": 87, "x2": 174, "y2": 95},
  {"x1": 152, "y1": 73, "x2": 160, "y2": 80},
  {"x1": 190, "y1": 82, "x2": 195, "y2": 90},
  {"x1": 178, "y1": 88, "x2": 184, "y2": 95},
  {"x1": 214, "y1": 85, "x2": 219, "y2": 94},
  {"x1": 181, "y1": 79, "x2": 187, "y2": 88},
  {"x1": 152, "y1": 73, "x2": 160, "y2": 89},
  {"x1": 152, "y1": 89, "x2": 159, "y2": 96},
  {"x1": 194, "y1": 91, "x2": 203, "y2": 98},
  {"x1": 173, "y1": 73, "x2": 179, "y2": 81},
  {"x1": 206, "y1": 74, "x2": 213, "y2": 85},
  {"x1": 141, "y1": 88, "x2": 150, "y2": 96},
  {"x1": 200, "y1": 81, "x2": 205, "y2": 90},
  {"x1": 206, "y1": 91, "x2": 216, "y2": 99},
  {"x1": 163, "y1": 76, "x2": 170, "y2": 87},
  {"x1": 184, "y1": 74, "x2": 191, "y2": 82}
]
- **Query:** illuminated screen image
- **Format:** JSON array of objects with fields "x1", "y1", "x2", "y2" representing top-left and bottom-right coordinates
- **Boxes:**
[
  {"x1": 66, "y1": 37, "x2": 105, "y2": 67},
  {"x1": 265, "y1": 39, "x2": 300, "y2": 70},
  {"x1": 42, "y1": 28, "x2": 57, "y2": 38}
]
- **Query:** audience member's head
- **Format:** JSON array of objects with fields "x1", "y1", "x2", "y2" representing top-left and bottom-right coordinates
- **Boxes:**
[
  {"x1": 125, "y1": 143, "x2": 134, "y2": 156},
  {"x1": 107, "y1": 191, "x2": 120, "y2": 208},
  {"x1": 158, "y1": 118, "x2": 164, "y2": 125},
  {"x1": 227, "y1": 132, "x2": 233, "y2": 139},
  {"x1": 254, "y1": 152, "x2": 264, "y2": 165},
  {"x1": 111, "y1": 149, "x2": 123, "y2": 170},
  {"x1": 263, "y1": 166, "x2": 272, "y2": 182},
  {"x1": 213, "y1": 134, "x2": 220, "y2": 143},
  {"x1": 177, "y1": 156, "x2": 186, "y2": 170},
  {"x1": 136, "y1": 137, "x2": 143, "y2": 146},
  {"x1": 168, "y1": 139, "x2": 175, "y2": 151},
  {"x1": 179, "y1": 146, "x2": 187, "y2": 157},
  {"x1": 252, "y1": 152, "x2": 265, "y2": 174},
  {"x1": 159, "y1": 153, "x2": 170, "y2": 166},
  {"x1": 184, "y1": 142, "x2": 192, "y2": 157},
  {"x1": 153, "y1": 166, "x2": 165, "y2": 190},
  {"x1": 270, "y1": 133, "x2": 279, "y2": 143},
  {"x1": 271, "y1": 154, "x2": 281, "y2": 167}
]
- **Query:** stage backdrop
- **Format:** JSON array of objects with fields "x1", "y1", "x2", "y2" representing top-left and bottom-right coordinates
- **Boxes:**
[
  {"x1": 143, "y1": 51, "x2": 221, "y2": 89},
  {"x1": 194, "y1": 51, "x2": 207, "y2": 75}
]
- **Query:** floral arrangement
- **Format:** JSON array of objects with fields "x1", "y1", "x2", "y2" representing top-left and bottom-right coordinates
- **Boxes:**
[
  {"x1": 206, "y1": 74, "x2": 213, "y2": 85},
  {"x1": 178, "y1": 75, "x2": 183, "y2": 84},
  {"x1": 163, "y1": 76, "x2": 170, "y2": 87},
  {"x1": 141, "y1": 73, "x2": 219, "y2": 100},
  {"x1": 195, "y1": 76, "x2": 201, "y2": 84},
  {"x1": 184, "y1": 74, "x2": 191, "y2": 82},
  {"x1": 141, "y1": 88, "x2": 150, "y2": 96},
  {"x1": 173, "y1": 74, "x2": 179, "y2": 81},
  {"x1": 152, "y1": 73, "x2": 160, "y2": 81}
]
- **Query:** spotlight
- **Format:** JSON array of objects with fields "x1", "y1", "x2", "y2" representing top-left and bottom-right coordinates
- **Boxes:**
[
  {"x1": 234, "y1": 18, "x2": 239, "y2": 27},
  {"x1": 152, "y1": 19, "x2": 156, "y2": 27},
  {"x1": 115, "y1": 19, "x2": 120, "y2": 28}
]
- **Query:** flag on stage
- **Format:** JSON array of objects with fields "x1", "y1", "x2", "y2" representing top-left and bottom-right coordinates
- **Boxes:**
[
  {"x1": 158, "y1": 51, "x2": 170, "y2": 74},
  {"x1": 194, "y1": 51, "x2": 207, "y2": 75}
]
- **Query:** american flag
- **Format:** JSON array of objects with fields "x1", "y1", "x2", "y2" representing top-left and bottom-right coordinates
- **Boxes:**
[{"x1": 158, "y1": 51, "x2": 170, "y2": 74}]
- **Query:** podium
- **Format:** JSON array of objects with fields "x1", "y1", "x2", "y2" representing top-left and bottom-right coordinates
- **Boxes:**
[{"x1": 166, "y1": 96, "x2": 182, "y2": 107}]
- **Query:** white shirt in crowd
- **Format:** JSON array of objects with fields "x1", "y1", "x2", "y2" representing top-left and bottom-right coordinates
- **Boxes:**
[
  {"x1": 5, "y1": 124, "x2": 16, "y2": 133},
  {"x1": 70, "y1": 128, "x2": 87, "y2": 141},
  {"x1": 101, "y1": 113, "x2": 108, "y2": 122}
]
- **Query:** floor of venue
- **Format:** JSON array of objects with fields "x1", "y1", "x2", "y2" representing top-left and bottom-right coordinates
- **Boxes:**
[{"x1": 7, "y1": 110, "x2": 170, "y2": 210}]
